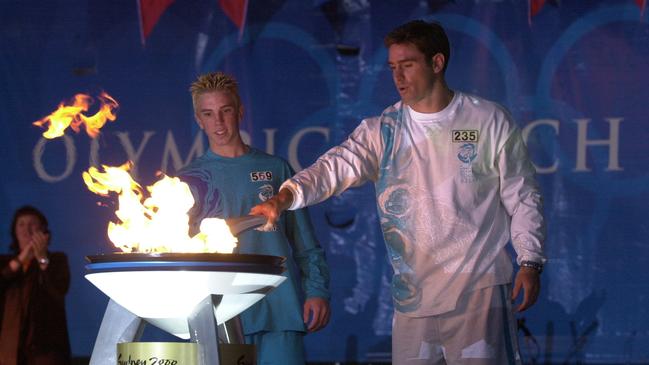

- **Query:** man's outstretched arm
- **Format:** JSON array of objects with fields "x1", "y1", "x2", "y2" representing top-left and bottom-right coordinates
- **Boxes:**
[{"x1": 250, "y1": 187, "x2": 294, "y2": 230}]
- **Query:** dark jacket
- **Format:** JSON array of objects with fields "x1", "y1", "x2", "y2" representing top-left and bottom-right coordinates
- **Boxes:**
[{"x1": 0, "y1": 252, "x2": 71, "y2": 365}]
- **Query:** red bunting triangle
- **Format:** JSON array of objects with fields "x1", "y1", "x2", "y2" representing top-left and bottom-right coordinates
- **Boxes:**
[
  {"x1": 636, "y1": 0, "x2": 647, "y2": 15},
  {"x1": 530, "y1": 0, "x2": 546, "y2": 18},
  {"x1": 138, "y1": 0, "x2": 175, "y2": 45},
  {"x1": 219, "y1": 0, "x2": 249, "y2": 32}
]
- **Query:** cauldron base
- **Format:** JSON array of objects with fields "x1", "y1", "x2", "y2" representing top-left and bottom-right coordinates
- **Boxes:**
[{"x1": 85, "y1": 253, "x2": 285, "y2": 365}]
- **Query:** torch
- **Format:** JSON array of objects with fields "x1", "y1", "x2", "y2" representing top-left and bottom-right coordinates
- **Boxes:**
[
  {"x1": 80, "y1": 165, "x2": 286, "y2": 365},
  {"x1": 85, "y1": 217, "x2": 284, "y2": 365},
  {"x1": 34, "y1": 93, "x2": 286, "y2": 365}
]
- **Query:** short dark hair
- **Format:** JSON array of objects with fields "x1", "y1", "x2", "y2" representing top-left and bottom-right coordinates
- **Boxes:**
[
  {"x1": 10, "y1": 205, "x2": 49, "y2": 253},
  {"x1": 384, "y1": 20, "x2": 451, "y2": 72}
]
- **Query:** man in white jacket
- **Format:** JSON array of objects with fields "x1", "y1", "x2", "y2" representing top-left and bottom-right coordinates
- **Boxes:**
[{"x1": 252, "y1": 20, "x2": 545, "y2": 365}]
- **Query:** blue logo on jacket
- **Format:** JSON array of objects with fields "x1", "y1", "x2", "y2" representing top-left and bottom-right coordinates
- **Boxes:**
[{"x1": 457, "y1": 143, "x2": 477, "y2": 163}]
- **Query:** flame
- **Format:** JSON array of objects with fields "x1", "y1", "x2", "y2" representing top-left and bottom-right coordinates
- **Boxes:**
[
  {"x1": 34, "y1": 92, "x2": 118, "y2": 139},
  {"x1": 82, "y1": 162, "x2": 238, "y2": 253}
]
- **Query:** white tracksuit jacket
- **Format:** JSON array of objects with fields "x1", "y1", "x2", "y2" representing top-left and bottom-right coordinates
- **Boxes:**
[{"x1": 282, "y1": 92, "x2": 545, "y2": 316}]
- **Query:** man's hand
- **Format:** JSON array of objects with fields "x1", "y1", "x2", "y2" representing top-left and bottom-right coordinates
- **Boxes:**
[
  {"x1": 303, "y1": 297, "x2": 330, "y2": 332},
  {"x1": 511, "y1": 267, "x2": 541, "y2": 312},
  {"x1": 17, "y1": 242, "x2": 34, "y2": 265},
  {"x1": 9, "y1": 243, "x2": 33, "y2": 272},
  {"x1": 31, "y1": 231, "x2": 49, "y2": 259},
  {"x1": 250, "y1": 188, "x2": 294, "y2": 231}
]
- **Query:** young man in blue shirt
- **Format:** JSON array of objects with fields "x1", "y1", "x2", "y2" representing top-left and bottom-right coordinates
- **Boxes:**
[{"x1": 179, "y1": 72, "x2": 330, "y2": 365}]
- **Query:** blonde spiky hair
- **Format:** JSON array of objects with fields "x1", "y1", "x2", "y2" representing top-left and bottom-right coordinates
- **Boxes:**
[{"x1": 189, "y1": 72, "x2": 241, "y2": 111}]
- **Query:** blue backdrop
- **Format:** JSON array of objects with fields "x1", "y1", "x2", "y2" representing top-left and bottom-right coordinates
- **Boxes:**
[{"x1": 1, "y1": 0, "x2": 648, "y2": 363}]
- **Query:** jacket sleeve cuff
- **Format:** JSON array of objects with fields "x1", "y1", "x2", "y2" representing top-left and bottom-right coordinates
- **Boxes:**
[
  {"x1": 516, "y1": 254, "x2": 546, "y2": 266},
  {"x1": 305, "y1": 288, "x2": 331, "y2": 300},
  {"x1": 280, "y1": 180, "x2": 302, "y2": 211}
]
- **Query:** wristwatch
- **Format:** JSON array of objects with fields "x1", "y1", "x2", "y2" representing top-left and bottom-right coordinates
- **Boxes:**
[{"x1": 520, "y1": 260, "x2": 543, "y2": 273}]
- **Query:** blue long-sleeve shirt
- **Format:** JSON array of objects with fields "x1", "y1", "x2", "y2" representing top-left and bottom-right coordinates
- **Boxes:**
[{"x1": 179, "y1": 147, "x2": 330, "y2": 333}]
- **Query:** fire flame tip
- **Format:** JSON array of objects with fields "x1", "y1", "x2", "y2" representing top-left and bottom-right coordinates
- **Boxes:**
[{"x1": 34, "y1": 92, "x2": 119, "y2": 140}]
